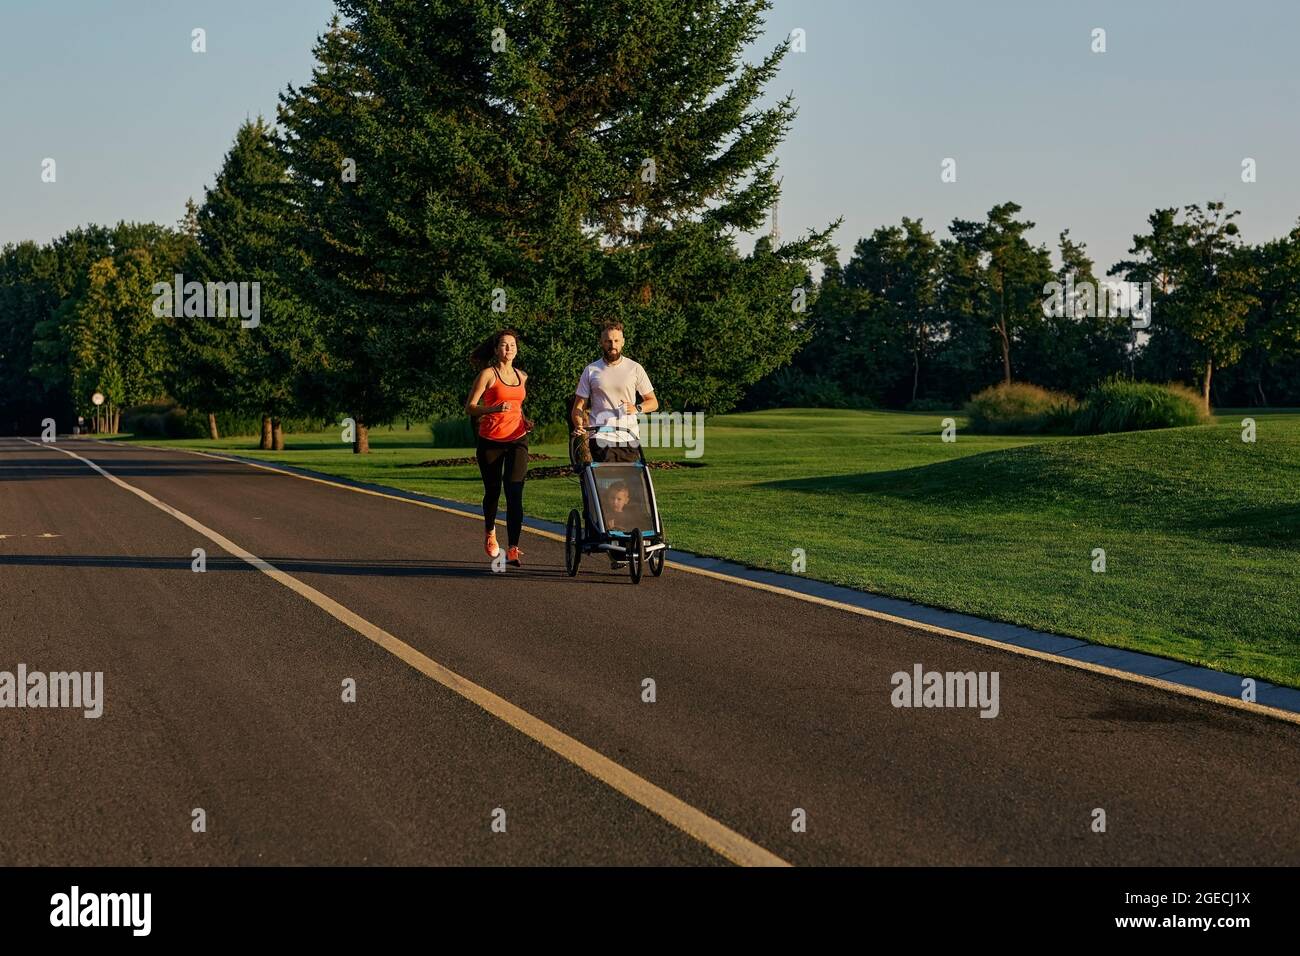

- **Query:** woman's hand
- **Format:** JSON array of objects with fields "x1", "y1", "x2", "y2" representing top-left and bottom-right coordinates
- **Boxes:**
[
  {"x1": 524, "y1": 417, "x2": 535, "y2": 432},
  {"x1": 495, "y1": 401, "x2": 511, "y2": 413}
]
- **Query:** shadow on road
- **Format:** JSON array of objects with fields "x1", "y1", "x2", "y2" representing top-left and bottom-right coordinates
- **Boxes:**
[
  {"x1": 0, "y1": 459, "x2": 273, "y2": 480},
  {"x1": 0, "y1": 553, "x2": 616, "y2": 580}
]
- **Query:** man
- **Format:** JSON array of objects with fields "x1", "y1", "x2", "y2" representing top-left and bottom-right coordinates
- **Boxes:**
[
  {"x1": 572, "y1": 323, "x2": 659, "y2": 558},
  {"x1": 571, "y1": 321, "x2": 659, "y2": 463}
]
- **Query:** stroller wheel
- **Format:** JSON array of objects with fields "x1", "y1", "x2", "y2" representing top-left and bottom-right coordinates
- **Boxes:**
[
  {"x1": 649, "y1": 543, "x2": 665, "y2": 577},
  {"x1": 628, "y1": 529, "x2": 645, "y2": 584},
  {"x1": 565, "y1": 509, "x2": 582, "y2": 577}
]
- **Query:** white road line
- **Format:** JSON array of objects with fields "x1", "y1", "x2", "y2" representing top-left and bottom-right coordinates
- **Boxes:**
[{"x1": 22, "y1": 438, "x2": 790, "y2": 867}]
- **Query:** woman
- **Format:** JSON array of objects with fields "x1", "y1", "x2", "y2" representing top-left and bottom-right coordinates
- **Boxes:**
[{"x1": 465, "y1": 329, "x2": 534, "y2": 565}]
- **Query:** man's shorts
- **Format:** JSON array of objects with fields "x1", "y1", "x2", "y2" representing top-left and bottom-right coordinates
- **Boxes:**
[{"x1": 588, "y1": 435, "x2": 640, "y2": 463}]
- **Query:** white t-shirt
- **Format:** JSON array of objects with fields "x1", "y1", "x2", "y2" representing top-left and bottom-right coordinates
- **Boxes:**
[{"x1": 575, "y1": 357, "x2": 655, "y2": 440}]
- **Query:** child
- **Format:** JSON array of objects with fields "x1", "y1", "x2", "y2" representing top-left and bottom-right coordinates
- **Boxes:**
[{"x1": 602, "y1": 480, "x2": 631, "y2": 531}]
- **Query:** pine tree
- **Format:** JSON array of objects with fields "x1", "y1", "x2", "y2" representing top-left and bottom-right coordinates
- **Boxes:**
[
  {"x1": 934, "y1": 218, "x2": 996, "y2": 401},
  {"x1": 277, "y1": 19, "x2": 396, "y2": 452},
  {"x1": 844, "y1": 219, "x2": 941, "y2": 404},
  {"x1": 278, "y1": 2, "x2": 835, "y2": 449},
  {"x1": 161, "y1": 200, "x2": 229, "y2": 439},
  {"x1": 177, "y1": 118, "x2": 321, "y2": 449},
  {"x1": 980, "y1": 202, "x2": 1053, "y2": 385}
]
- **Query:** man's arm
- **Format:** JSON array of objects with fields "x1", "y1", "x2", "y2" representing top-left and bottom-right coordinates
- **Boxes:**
[
  {"x1": 629, "y1": 364, "x2": 658, "y2": 415},
  {"x1": 633, "y1": 393, "x2": 659, "y2": 415},
  {"x1": 571, "y1": 395, "x2": 588, "y2": 434},
  {"x1": 572, "y1": 367, "x2": 593, "y2": 434}
]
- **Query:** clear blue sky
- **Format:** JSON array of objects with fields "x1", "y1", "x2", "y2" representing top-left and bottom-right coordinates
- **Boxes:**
[{"x1": 3, "y1": 0, "x2": 1298, "y2": 275}]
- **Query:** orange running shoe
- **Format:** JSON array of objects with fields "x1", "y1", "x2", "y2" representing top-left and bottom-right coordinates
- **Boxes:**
[
  {"x1": 485, "y1": 530, "x2": 500, "y2": 558},
  {"x1": 506, "y1": 546, "x2": 523, "y2": 567}
]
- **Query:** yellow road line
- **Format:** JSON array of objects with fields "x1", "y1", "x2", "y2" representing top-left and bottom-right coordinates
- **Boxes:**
[
  {"x1": 26, "y1": 438, "x2": 789, "y2": 867},
  {"x1": 114, "y1": 439, "x2": 1300, "y2": 729}
]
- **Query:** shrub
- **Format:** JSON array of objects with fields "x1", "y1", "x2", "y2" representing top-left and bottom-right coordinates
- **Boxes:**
[
  {"x1": 1073, "y1": 379, "x2": 1209, "y2": 434},
  {"x1": 964, "y1": 383, "x2": 1078, "y2": 434}
]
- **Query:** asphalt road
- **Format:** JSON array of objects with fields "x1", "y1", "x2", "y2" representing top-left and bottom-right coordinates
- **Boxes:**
[{"x1": 2, "y1": 436, "x2": 1297, "y2": 866}]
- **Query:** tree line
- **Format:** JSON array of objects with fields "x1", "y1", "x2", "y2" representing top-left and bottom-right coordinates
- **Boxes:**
[
  {"x1": 747, "y1": 200, "x2": 1300, "y2": 411},
  {"x1": 4, "y1": 4, "x2": 1298, "y2": 444},
  {"x1": 1, "y1": 3, "x2": 830, "y2": 447}
]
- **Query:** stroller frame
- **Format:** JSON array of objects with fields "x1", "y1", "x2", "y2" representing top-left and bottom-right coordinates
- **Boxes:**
[{"x1": 564, "y1": 425, "x2": 667, "y2": 584}]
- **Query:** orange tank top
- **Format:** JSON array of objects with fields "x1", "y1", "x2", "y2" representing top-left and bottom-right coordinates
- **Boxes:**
[{"x1": 478, "y1": 365, "x2": 527, "y2": 441}]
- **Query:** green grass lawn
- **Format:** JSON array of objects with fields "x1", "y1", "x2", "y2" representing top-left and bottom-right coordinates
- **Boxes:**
[{"x1": 109, "y1": 408, "x2": 1300, "y2": 688}]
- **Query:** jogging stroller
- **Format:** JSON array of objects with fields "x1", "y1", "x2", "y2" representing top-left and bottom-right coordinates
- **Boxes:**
[{"x1": 564, "y1": 424, "x2": 667, "y2": 583}]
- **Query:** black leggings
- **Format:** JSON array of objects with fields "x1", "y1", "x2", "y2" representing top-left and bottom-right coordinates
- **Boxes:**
[{"x1": 476, "y1": 436, "x2": 528, "y2": 546}]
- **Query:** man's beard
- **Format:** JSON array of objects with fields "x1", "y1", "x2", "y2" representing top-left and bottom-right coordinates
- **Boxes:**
[{"x1": 603, "y1": 348, "x2": 621, "y2": 362}]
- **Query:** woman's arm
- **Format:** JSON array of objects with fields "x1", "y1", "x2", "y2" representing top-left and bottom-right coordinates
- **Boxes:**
[
  {"x1": 465, "y1": 368, "x2": 506, "y2": 419},
  {"x1": 517, "y1": 371, "x2": 534, "y2": 431}
]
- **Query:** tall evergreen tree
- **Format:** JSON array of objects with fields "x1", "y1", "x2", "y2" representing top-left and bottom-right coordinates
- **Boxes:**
[
  {"x1": 933, "y1": 218, "x2": 995, "y2": 401},
  {"x1": 844, "y1": 219, "x2": 941, "y2": 404},
  {"x1": 980, "y1": 202, "x2": 1053, "y2": 385},
  {"x1": 176, "y1": 118, "x2": 320, "y2": 450},
  {"x1": 278, "y1": 2, "x2": 834, "y2": 451},
  {"x1": 159, "y1": 200, "x2": 227, "y2": 439},
  {"x1": 276, "y1": 19, "x2": 396, "y2": 453}
]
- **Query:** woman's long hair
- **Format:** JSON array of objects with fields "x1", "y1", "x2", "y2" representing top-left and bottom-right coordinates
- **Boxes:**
[{"x1": 469, "y1": 328, "x2": 521, "y2": 370}]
